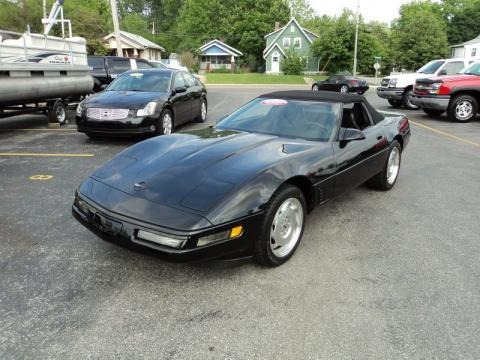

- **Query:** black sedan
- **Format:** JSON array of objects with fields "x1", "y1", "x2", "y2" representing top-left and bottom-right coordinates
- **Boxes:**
[
  {"x1": 76, "y1": 69, "x2": 207, "y2": 138},
  {"x1": 312, "y1": 75, "x2": 369, "y2": 94},
  {"x1": 72, "y1": 91, "x2": 410, "y2": 266}
]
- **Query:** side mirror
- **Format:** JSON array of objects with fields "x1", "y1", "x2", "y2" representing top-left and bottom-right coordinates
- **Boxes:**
[
  {"x1": 174, "y1": 86, "x2": 187, "y2": 93},
  {"x1": 341, "y1": 128, "x2": 366, "y2": 142},
  {"x1": 438, "y1": 69, "x2": 447, "y2": 76}
]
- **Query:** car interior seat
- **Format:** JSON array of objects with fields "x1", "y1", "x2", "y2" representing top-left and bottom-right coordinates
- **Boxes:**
[{"x1": 341, "y1": 108, "x2": 360, "y2": 129}]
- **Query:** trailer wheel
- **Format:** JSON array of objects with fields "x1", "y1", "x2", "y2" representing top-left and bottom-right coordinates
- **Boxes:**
[{"x1": 48, "y1": 100, "x2": 67, "y2": 125}]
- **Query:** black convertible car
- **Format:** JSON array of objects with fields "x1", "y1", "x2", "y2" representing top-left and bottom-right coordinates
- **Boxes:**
[
  {"x1": 76, "y1": 68, "x2": 207, "y2": 138},
  {"x1": 312, "y1": 75, "x2": 369, "y2": 94},
  {"x1": 73, "y1": 91, "x2": 410, "y2": 266}
]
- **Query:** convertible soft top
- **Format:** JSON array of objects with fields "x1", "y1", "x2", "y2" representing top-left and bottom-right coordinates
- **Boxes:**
[{"x1": 260, "y1": 90, "x2": 385, "y2": 124}]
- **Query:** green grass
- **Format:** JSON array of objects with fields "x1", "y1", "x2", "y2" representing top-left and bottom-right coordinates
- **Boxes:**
[{"x1": 205, "y1": 73, "x2": 310, "y2": 84}]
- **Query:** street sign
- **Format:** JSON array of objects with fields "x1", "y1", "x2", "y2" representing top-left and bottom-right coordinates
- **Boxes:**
[{"x1": 374, "y1": 63, "x2": 381, "y2": 70}]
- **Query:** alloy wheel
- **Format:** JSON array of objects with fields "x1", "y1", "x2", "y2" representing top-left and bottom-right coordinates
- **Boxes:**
[
  {"x1": 56, "y1": 106, "x2": 66, "y2": 123},
  {"x1": 340, "y1": 85, "x2": 348, "y2": 94},
  {"x1": 162, "y1": 113, "x2": 172, "y2": 134},
  {"x1": 312, "y1": 84, "x2": 319, "y2": 91},
  {"x1": 386, "y1": 147, "x2": 400, "y2": 185},
  {"x1": 201, "y1": 101, "x2": 207, "y2": 121},
  {"x1": 455, "y1": 100, "x2": 473, "y2": 120},
  {"x1": 270, "y1": 198, "x2": 304, "y2": 258}
]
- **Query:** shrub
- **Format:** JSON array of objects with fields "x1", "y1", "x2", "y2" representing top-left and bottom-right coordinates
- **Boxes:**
[
  {"x1": 179, "y1": 51, "x2": 199, "y2": 72},
  {"x1": 281, "y1": 49, "x2": 306, "y2": 75}
]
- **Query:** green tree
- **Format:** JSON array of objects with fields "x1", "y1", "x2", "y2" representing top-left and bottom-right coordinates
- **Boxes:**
[
  {"x1": 441, "y1": 0, "x2": 480, "y2": 45},
  {"x1": 282, "y1": 48, "x2": 306, "y2": 74},
  {"x1": 287, "y1": 0, "x2": 316, "y2": 24},
  {"x1": 391, "y1": 1, "x2": 449, "y2": 70}
]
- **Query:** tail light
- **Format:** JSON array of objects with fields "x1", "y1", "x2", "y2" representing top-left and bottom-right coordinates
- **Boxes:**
[{"x1": 398, "y1": 117, "x2": 409, "y2": 133}]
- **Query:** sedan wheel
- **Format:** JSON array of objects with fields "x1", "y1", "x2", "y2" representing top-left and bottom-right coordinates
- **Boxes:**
[
  {"x1": 312, "y1": 84, "x2": 320, "y2": 91},
  {"x1": 196, "y1": 98, "x2": 207, "y2": 123},
  {"x1": 157, "y1": 109, "x2": 174, "y2": 135},
  {"x1": 253, "y1": 184, "x2": 306, "y2": 267},
  {"x1": 340, "y1": 85, "x2": 349, "y2": 94},
  {"x1": 367, "y1": 140, "x2": 402, "y2": 191}
]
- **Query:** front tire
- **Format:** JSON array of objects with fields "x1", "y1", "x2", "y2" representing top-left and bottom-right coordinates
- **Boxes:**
[
  {"x1": 402, "y1": 89, "x2": 419, "y2": 110},
  {"x1": 447, "y1": 94, "x2": 477, "y2": 122},
  {"x1": 340, "y1": 85, "x2": 349, "y2": 94},
  {"x1": 195, "y1": 98, "x2": 207, "y2": 123},
  {"x1": 367, "y1": 140, "x2": 402, "y2": 191},
  {"x1": 156, "y1": 109, "x2": 174, "y2": 135},
  {"x1": 312, "y1": 84, "x2": 320, "y2": 91},
  {"x1": 253, "y1": 184, "x2": 306, "y2": 267},
  {"x1": 423, "y1": 108, "x2": 444, "y2": 117}
]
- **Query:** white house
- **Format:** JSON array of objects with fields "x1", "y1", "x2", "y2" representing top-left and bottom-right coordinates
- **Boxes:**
[
  {"x1": 103, "y1": 30, "x2": 165, "y2": 60},
  {"x1": 198, "y1": 39, "x2": 243, "y2": 71},
  {"x1": 450, "y1": 35, "x2": 480, "y2": 64}
]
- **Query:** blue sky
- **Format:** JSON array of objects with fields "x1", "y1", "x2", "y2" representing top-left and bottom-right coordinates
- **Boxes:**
[{"x1": 309, "y1": 0, "x2": 420, "y2": 23}]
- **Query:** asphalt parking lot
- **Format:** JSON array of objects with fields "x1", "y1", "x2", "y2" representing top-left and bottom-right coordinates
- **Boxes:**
[{"x1": 1, "y1": 86, "x2": 479, "y2": 359}]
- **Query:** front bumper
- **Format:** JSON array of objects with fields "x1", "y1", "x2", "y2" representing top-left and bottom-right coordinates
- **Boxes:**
[
  {"x1": 409, "y1": 94, "x2": 450, "y2": 110},
  {"x1": 76, "y1": 113, "x2": 157, "y2": 136},
  {"x1": 72, "y1": 192, "x2": 263, "y2": 262},
  {"x1": 377, "y1": 87, "x2": 404, "y2": 100}
]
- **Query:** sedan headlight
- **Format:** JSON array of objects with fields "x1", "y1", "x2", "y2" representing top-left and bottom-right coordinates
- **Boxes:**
[
  {"x1": 388, "y1": 78, "x2": 398, "y2": 88},
  {"x1": 136, "y1": 102, "x2": 157, "y2": 117},
  {"x1": 76, "y1": 102, "x2": 84, "y2": 116}
]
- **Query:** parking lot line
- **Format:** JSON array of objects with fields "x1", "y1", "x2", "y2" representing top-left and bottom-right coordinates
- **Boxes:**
[
  {"x1": 410, "y1": 120, "x2": 480, "y2": 148},
  {"x1": 0, "y1": 152, "x2": 94, "y2": 157}
]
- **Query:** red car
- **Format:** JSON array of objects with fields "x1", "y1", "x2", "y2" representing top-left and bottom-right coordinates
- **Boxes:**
[{"x1": 410, "y1": 62, "x2": 480, "y2": 122}]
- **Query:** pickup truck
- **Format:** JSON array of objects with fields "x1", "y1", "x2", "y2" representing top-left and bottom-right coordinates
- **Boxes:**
[
  {"x1": 410, "y1": 61, "x2": 480, "y2": 122},
  {"x1": 377, "y1": 59, "x2": 468, "y2": 109},
  {"x1": 87, "y1": 56, "x2": 154, "y2": 92}
]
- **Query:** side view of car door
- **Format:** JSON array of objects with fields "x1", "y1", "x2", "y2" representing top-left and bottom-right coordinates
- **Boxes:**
[
  {"x1": 183, "y1": 72, "x2": 202, "y2": 118},
  {"x1": 171, "y1": 73, "x2": 191, "y2": 125},
  {"x1": 332, "y1": 102, "x2": 389, "y2": 196}
]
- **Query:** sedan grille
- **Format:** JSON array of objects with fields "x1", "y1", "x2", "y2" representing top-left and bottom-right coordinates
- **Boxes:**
[
  {"x1": 381, "y1": 78, "x2": 389, "y2": 87},
  {"x1": 87, "y1": 108, "x2": 129, "y2": 120}
]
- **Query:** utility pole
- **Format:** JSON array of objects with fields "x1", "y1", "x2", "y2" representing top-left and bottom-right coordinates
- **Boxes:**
[
  {"x1": 109, "y1": 0, "x2": 123, "y2": 57},
  {"x1": 353, "y1": 0, "x2": 360, "y2": 76}
]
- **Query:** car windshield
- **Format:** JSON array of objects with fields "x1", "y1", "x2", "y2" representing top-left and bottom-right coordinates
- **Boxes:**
[
  {"x1": 107, "y1": 71, "x2": 171, "y2": 92},
  {"x1": 417, "y1": 60, "x2": 445, "y2": 74},
  {"x1": 216, "y1": 98, "x2": 341, "y2": 141},
  {"x1": 460, "y1": 62, "x2": 480, "y2": 75}
]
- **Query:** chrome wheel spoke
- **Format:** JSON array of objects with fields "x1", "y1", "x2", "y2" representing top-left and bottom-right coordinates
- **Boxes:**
[
  {"x1": 386, "y1": 147, "x2": 400, "y2": 185},
  {"x1": 269, "y1": 198, "x2": 304, "y2": 258}
]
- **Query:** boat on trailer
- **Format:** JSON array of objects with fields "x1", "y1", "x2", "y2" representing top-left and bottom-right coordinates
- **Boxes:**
[{"x1": 0, "y1": 0, "x2": 93, "y2": 124}]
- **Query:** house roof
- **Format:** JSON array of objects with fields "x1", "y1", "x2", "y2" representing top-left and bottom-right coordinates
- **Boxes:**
[
  {"x1": 450, "y1": 35, "x2": 480, "y2": 48},
  {"x1": 104, "y1": 30, "x2": 165, "y2": 51},
  {"x1": 263, "y1": 43, "x2": 286, "y2": 59},
  {"x1": 198, "y1": 39, "x2": 243, "y2": 56},
  {"x1": 263, "y1": 18, "x2": 318, "y2": 57}
]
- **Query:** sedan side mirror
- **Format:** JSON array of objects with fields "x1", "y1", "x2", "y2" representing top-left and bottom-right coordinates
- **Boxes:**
[
  {"x1": 174, "y1": 86, "x2": 187, "y2": 93},
  {"x1": 340, "y1": 128, "x2": 366, "y2": 142}
]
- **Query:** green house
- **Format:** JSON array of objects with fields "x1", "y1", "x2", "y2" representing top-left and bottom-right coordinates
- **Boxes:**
[{"x1": 263, "y1": 18, "x2": 319, "y2": 74}]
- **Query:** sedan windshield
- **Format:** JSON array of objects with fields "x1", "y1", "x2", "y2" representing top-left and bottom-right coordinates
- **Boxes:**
[
  {"x1": 417, "y1": 60, "x2": 445, "y2": 74},
  {"x1": 107, "y1": 71, "x2": 171, "y2": 92},
  {"x1": 216, "y1": 98, "x2": 341, "y2": 141},
  {"x1": 460, "y1": 62, "x2": 480, "y2": 75}
]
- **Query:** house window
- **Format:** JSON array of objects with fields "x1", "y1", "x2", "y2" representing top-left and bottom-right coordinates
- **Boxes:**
[
  {"x1": 472, "y1": 48, "x2": 477, "y2": 57},
  {"x1": 283, "y1": 37, "x2": 291, "y2": 48},
  {"x1": 290, "y1": 25, "x2": 295, "y2": 33},
  {"x1": 294, "y1": 37, "x2": 301, "y2": 49},
  {"x1": 303, "y1": 57, "x2": 309, "y2": 69}
]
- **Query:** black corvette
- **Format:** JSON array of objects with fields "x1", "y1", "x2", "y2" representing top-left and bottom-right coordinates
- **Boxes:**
[
  {"x1": 73, "y1": 91, "x2": 410, "y2": 266},
  {"x1": 76, "y1": 69, "x2": 207, "y2": 137},
  {"x1": 312, "y1": 75, "x2": 369, "y2": 94}
]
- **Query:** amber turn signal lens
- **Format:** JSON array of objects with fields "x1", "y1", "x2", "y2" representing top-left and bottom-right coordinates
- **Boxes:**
[{"x1": 229, "y1": 226, "x2": 243, "y2": 239}]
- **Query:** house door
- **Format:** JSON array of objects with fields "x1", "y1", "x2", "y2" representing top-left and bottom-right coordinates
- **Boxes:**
[{"x1": 272, "y1": 51, "x2": 280, "y2": 73}]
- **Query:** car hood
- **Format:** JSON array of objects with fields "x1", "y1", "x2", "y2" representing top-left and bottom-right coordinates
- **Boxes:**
[
  {"x1": 84, "y1": 90, "x2": 167, "y2": 109},
  {"x1": 88, "y1": 127, "x2": 326, "y2": 214},
  {"x1": 422, "y1": 74, "x2": 479, "y2": 83}
]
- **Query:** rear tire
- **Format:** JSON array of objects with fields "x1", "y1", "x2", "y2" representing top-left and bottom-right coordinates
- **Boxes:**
[
  {"x1": 367, "y1": 140, "x2": 402, "y2": 191},
  {"x1": 253, "y1": 184, "x2": 306, "y2": 267},
  {"x1": 447, "y1": 94, "x2": 477, "y2": 122},
  {"x1": 423, "y1": 108, "x2": 444, "y2": 117},
  {"x1": 312, "y1": 84, "x2": 320, "y2": 91}
]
